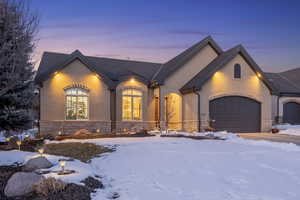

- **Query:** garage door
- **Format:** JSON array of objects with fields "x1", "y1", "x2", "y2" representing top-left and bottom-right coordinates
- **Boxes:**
[
  {"x1": 209, "y1": 96, "x2": 261, "y2": 133},
  {"x1": 283, "y1": 102, "x2": 300, "y2": 124}
]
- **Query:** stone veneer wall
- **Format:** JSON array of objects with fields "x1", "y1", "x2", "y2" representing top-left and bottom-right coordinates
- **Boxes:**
[
  {"x1": 39, "y1": 120, "x2": 112, "y2": 136},
  {"x1": 115, "y1": 121, "x2": 158, "y2": 132}
]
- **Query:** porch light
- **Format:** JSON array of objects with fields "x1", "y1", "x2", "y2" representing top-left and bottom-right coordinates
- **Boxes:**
[
  {"x1": 257, "y1": 73, "x2": 262, "y2": 78},
  {"x1": 58, "y1": 131, "x2": 62, "y2": 136},
  {"x1": 96, "y1": 129, "x2": 100, "y2": 133},
  {"x1": 16, "y1": 140, "x2": 21, "y2": 151},
  {"x1": 59, "y1": 160, "x2": 66, "y2": 172},
  {"x1": 130, "y1": 78, "x2": 135, "y2": 83},
  {"x1": 38, "y1": 148, "x2": 44, "y2": 157},
  {"x1": 214, "y1": 71, "x2": 220, "y2": 77}
]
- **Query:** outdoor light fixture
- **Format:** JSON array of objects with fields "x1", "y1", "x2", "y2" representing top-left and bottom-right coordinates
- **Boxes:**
[
  {"x1": 16, "y1": 140, "x2": 21, "y2": 151},
  {"x1": 59, "y1": 160, "x2": 66, "y2": 172},
  {"x1": 257, "y1": 73, "x2": 262, "y2": 78},
  {"x1": 58, "y1": 131, "x2": 62, "y2": 136},
  {"x1": 130, "y1": 78, "x2": 135, "y2": 83},
  {"x1": 38, "y1": 148, "x2": 44, "y2": 157},
  {"x1": 96, "y1": 129, "x2": 100, "y2": 133},
  {"x1": 5, "y1": 137, "x2": 10, "y2": 142}
]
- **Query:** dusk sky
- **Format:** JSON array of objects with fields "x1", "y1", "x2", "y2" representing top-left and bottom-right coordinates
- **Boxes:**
[{"x1": 31, "y1": 0, "x2": 300, "y2": 72}]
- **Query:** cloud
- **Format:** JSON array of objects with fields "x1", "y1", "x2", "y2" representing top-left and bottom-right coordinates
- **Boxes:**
[{"x1": 169, "y1": 30, "x2": 227, "y2": 36}]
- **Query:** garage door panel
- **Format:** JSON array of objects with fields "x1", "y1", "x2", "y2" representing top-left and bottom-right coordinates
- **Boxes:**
[
  {"x1": 209, "y1": 96, "x2": 261, "y2": 133},
  {"x1": 283, "y1": 102, "x2": 300, "y2": 124}
]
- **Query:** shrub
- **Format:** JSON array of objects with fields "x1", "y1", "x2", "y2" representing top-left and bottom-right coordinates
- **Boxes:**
[{"x1": 33, "y1": 177, "x2": 66, "y2": 196}]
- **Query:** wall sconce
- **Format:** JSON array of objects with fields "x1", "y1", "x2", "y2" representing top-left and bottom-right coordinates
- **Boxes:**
[
  {"x1": 96, "y1": 129, "x2": 100, "y2": 133},
  {"x1": 58, "y1": 131, "x2": 62, "y2": 136}
]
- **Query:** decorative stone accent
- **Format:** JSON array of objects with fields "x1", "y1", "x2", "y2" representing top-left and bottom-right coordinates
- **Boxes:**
[
  {"x1": 4, "y1": 172, "x2": 44, "y2": 197},
  {"x1": 23, "y1": 157, "x2": 53, "y2": 171}
]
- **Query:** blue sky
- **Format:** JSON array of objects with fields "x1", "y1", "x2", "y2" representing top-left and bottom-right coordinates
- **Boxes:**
[{"x1": 31, "y1": 0, "x2": 300, "y2": 72}]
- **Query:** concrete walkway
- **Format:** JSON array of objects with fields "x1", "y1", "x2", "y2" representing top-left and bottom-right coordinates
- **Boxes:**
[{"x1": 238, "y1": 133, "x2": 300, "y2": 146}]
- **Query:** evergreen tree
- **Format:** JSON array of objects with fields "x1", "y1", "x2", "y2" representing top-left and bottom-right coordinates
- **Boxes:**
[{"x1": 0, "y1": 0, "x2": 38, "y2": 131}]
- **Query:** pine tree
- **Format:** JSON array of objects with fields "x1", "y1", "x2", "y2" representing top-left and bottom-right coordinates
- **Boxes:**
[{"x1": 0, "y1": 0, "x2": 38, "y2": 131}]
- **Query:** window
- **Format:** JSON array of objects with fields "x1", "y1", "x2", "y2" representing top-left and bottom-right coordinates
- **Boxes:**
[
  {"x1": 234, "y1": 64, "x2": 241, "y2": 79},
  {"x1": 122, "y1": 89, "x2": 142, "y2": 120},
  {"x1": 65, "y1": 88, "x2": 88, "y2": 120}
]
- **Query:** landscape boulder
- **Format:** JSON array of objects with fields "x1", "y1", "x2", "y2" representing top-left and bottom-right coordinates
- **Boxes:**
[
  {"x1": 74, "y1": 129, "x2": 92, "y2": 136},
  {"x1": 4, "y1": 172, "x2": 44, "y2": 197},
  {"x1": 23, "y1": 156, "x2": 53, "y2": 171}
]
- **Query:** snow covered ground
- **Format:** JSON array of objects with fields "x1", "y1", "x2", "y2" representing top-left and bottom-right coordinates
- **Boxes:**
[
  {"x1": 274, "y1": 124, "x2": 300, "y2": 136},
  {"x1": 2, "y1": 134, "x2": 300, "y2": 199}
]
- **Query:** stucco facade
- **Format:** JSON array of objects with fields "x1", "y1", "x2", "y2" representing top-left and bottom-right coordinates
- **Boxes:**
[
  {"x1": 199, "y1": 54, "x2": 272, "y2": 132},
  {"x1": 39, "y1": 60, "x2": 111, "y2": 135},
  {"x1": 37, "y1": 36, "x2": 295, "y2": 135}
]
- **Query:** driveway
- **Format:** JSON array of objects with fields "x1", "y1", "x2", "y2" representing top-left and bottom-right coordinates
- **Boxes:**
[{"x1": 238, "y1": 133, "x2": 300, "y2": 146}]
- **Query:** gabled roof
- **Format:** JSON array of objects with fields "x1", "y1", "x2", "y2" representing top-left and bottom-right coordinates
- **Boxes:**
[
  {"x1": 35, "y1": 50, "x2": 162, "y2": 88},
  {"x1": 264, "y1": 72, "x2": 300, "y2": 96},
  {"x1": 280, "y1": 68, "x2": 300, "y2": 85},
  {"x1": 180, "y1": 45, "x2": 277, "y2": 94},
  {"x1": 264, "y1": 67, "x2": 300, "y2": 96},
  {"x1": 152, "y1": 36, "x2": 223, "y2": 84}
]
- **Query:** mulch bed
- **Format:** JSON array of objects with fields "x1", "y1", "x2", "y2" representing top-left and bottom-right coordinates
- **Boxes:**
[
  {"x1": 44, "y1": 142, "x2": 114, "y2": 163},
  {"x1": 0, "y1": 165, "x2": 104, "y2": 200},
  {"x1": 54, "y1": 131, "x2": 155, "y2": 141},
  {"x1": 160, "y1": 134, "x2": 225, "y2": 140}
]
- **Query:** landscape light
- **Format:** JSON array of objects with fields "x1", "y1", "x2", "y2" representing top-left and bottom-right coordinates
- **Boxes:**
[
  {"x1": 38, "y1": 148, "x2": 44, "y2": 157},
  {"x1": 59, "y1": 160, "x2": 66, "y2": 172},
  {"x1": 16, "y1": 140, "x2": 21, "y2": 151}
]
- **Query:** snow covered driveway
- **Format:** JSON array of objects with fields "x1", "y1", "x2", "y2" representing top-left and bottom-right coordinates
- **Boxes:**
[{"x1": 89, "y1": 136, "x2": 300, "y2": 200}]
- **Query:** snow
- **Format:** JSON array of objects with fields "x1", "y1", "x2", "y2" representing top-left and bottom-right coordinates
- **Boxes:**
[
  {"x1": 2, "y1": 134, "x2": 300, "y2": 199},
  {"x1": 161, "y1": 130, "x2": 239, "y2": 139},
  {"x1": 274, "y1": 124, "x2": 300, "y2": 136}
]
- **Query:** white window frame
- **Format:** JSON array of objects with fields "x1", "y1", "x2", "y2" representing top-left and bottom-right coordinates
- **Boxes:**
[{"x1": 64, "y1": 87, "x2": 89, "y2": 121}]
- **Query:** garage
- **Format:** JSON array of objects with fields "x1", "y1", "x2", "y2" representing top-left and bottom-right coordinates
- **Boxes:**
[
  {"x1": 209, "y1": 96, "x2": 261, "y2": 133},
  {"x1": 283, "y1": 102, "x2": 300, "y2": 124}
]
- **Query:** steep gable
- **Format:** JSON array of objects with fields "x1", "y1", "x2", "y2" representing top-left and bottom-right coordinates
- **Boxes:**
[
  {"x1": 152, "y1": 36, "x2": 223, "y2": 84},
  {"x1": 180, "y1": 45, "x2": 276, "y2": 94}
]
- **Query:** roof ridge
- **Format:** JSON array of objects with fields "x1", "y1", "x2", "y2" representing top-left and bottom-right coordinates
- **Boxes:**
[{"x1": 87, "y1": 55, "x2": 162, "y2": 65}]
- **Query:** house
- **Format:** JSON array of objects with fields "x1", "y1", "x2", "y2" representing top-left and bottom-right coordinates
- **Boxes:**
[{"x1": 35, "y1": 36, "x2": 300, "y2": 135}]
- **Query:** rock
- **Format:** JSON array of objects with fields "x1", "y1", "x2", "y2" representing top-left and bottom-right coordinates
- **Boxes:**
[
  {"x1": 4, "y1": 172, "x2": 44, "y2": 197},
  {"x1": 23, "y1": 157, "x2": 53, "y2": 171},
  {"x1": 74, "y1": 129, "x2": 92, "y2": 136}
]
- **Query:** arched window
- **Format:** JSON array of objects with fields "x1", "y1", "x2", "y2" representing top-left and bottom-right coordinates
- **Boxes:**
[
  {"x1": 65, "y1": 88, "x2": 89, "y2": 120},
  {"x1": 122, "y1": 89, "x2": 142, "y2": 120},
  {"x1": 234, "y1": 64, "x2": 241, "y2": 79}
]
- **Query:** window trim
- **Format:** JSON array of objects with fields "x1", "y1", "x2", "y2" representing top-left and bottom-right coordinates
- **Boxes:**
[
  {"x1": 64, "y1": 87, "x2": 89, "y2": 121},
  {"x1": 234, "y1": 63, "x2": 241, "y2": 79},
  {"x1": 121, "y1": 88, "x2": 143, "y2": 121}
]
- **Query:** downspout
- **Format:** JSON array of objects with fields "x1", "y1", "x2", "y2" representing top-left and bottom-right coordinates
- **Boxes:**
[{"x1": 194, "y1": 89, "x2": 201, "y2": 132}]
